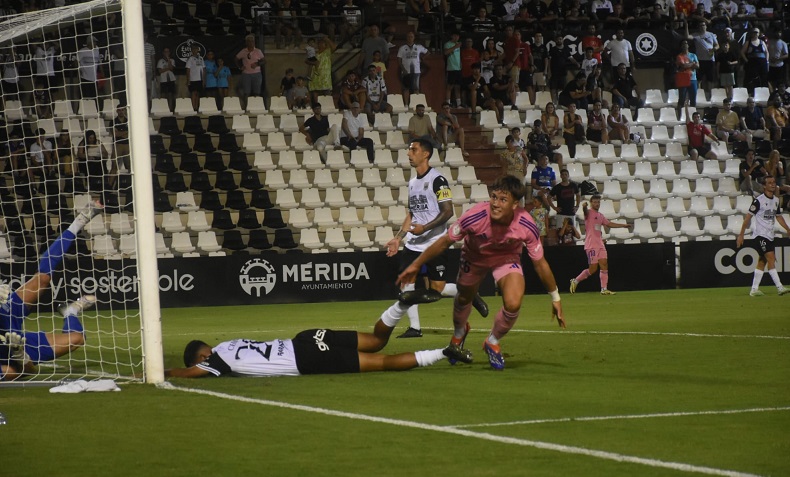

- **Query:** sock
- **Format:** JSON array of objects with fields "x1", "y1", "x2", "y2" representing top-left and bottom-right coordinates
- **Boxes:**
[
  {"x1": 452, "y1": 297, "x2": 473, "y2": 340},
  {"x1": 751, "y1": 269, "x2": 764, "y2": 291},
  {"x1": 575, "y1": 269, "x2": 591, "y2": 283},
  {"x1": 407, "y1": 305, "x2": 420, "y2": 330},
  {"x1": 600, "y1": 269, "x2": 609, "y2": 290},
  {"x1": 487, "y1": 333, "x2": 499, "y2": 345},
  {"x1": 767, "y1": 269, "x2": 784, "y2": 289},
  {"x1": 380, "y1": 301, "x2": 408, "y2": 328},
  {"x1": 441, "y1": 283, "x2": 458, "y2": 297},
  {"x1": 492, "y1": 308, "x2": 519, "y2": 341},
  {"x1": 38, "y1": 230, "x2": 76, "y2": 275},
  {"x1": 68, "y1": 211, "x2": 92, "y2": 235},
  {"x1": 62, "y1": 314, "x2": 84, "y2": 334},
  {"x1": 415, "y1": 349, "x2": 445, "y2": 367}
]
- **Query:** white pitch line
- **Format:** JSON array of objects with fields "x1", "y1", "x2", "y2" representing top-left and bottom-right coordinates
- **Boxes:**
[
  {"x1": 423, "y1": 327, "x2": 790, "y2": 340},
  {"x1": 452, "y1": 406, "x2": 790, "y2": 429},
  {"x1": 160, "y1": 383, "x2": 765, "y2": 477}
]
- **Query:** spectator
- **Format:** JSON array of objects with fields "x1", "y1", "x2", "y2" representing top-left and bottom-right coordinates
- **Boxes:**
[
  {"x1": 472, "y1": 6, "x2": 496, "y2": 32},
  {"x1": 460, "y1": 38, "x2": 481, "y2": 83},
  {"x1": 693, "y1": 22, "x2": 719, "y2": 90},
  {"x1": 299, "y1": 102, "x2": 337, "y2": 163},
  {"x1": 397, "y1": 31, "x2": 429, "y2": 106},
  {"x1": 291, "y1": 76, "x2": 310, "y2": 110},
  {"x1": 739, "y1": 148, "x2": 767, "y2": 194},
  {"x1": 251, "y1": 0, "x2": 276, "y2": 46},
  {"x1": 113, "y1": 106, "x2": 130, "y2": 173},
  {"x1": 33, "y1": 84, "x2": 52, "y2": 119},
  {"x1": 27, "y1": 129, "x2": 55, "y2": 184},
  {"x1": 280, "y1": 67, "x2": 296, "y2": 109},
  {"x1": 323, "y1": 0, "x2": 344, "y2": 41},
  {"x1": 739, "y1": 96, "x2": 769, "y2": 139},
  {"x1": 215, "y1": 58, "x2": 232, "y2": 109},
  {"x1": 773, "y1": 83, "x2": 790, "y2": 106},
  {"x1": 718, "y1": 0, "x2": 738, "y2": 17},
  {"x1": 340, "y1": 69, "x2": 366, "y2": 110},
  {"x1": 157, "y1": 47, "x2": 176, "y2": 112},
  {"x1": 765, "y1": 149, "x2": 789, "y2": 191},
  {"x1": 305, "y1": 38, "x2": 318, "y2": 69},
  {"x1": 143, "y1": 31, "x2": 155, "y2": 100},
  {"x1": 685, "y1": 101, "x2": 720, "y2": 160},
  {"x1": 362, "y1": 63, "x2": 392, "y2": 122},
  {"x1": 407, "y1": 104, "x2": 439, "y2": 144},
  {"x1": 32, "y1": 38, "x2": 58, "y2": 92},
  {"x1": 675, "y1": 39, "x2": 699, "y2": 115},
  {"x1": 0, "y1": 48, "x2": 20, "y2": 109},
  {"x1": 558, "y1": 217, "x2": 581, "y2": 245},
  {"x1": 370, "y1": 50, "x2": 387, "y2": 78},
  {"x1": 358, "y1": 24, "x2": 389, "y2": 72},
  {"x1": 77, "y1": 36, "x2": 101, "y2": 103},
  {"x1": 527, "y1": 119, "x2": 563, "y2": 164},
  {"x1": 502, "y1": 26, "x2": 520, "y2": 82},
  {"x1": 604, "y1": 29, "x2": 636, "y2": 77},
  {"x1": 464, "y1": 64, "x2": 497, "y2": 121},
  {"x1": 768, "y1": 31, "x2": 788, "y2": 90},
  {"x1": 607, "y1": 103, "x2": 631, "y2": 143},
  {"x1": 766, "y1": 98, "x2": 790, "y2": 145},
  {"x1": 581, "y1": 47, "x2": 600, "y2": 80},
  {"x1": 77, "y1": 130, "x2": 115, "y2": 192},
  {"x1": 500, "y1": 134, "x2": 527, "y2": 183},
  {"x1": 587, "y1": 64, "x2": 607, "y2": 107},
  {"x1": 235, "y1": 34, "x2": 265, "y2": 108},
  {"x1": 510, "y1": 126, "x2": 530, "y2": 164},
  {"x1": 309, "y1": 36, "x2": 336, "y2": 102},
  {"x1": 562, "y1": 103, "x2": 586, "y2": 158},
  {"x1": 489, "y1": 64, "x2": 513, "y2": 120},
  {"x1": 204, "y1": 50, "x2": 219, "y2": 108},
  {"x1": 550, "y1": 168, "x2": 581, "y2": 230},
  {"x1": 185, "y1": 45, "x2": 205, "y2": 111},
  {"x1": 277, "y1": 0, "x2": 302, "y2": 48},
  {"x1": 530, "y1": 154, "x2": 557, "y2": 200},
  {"x1": 611, "y1": 63, "x2": 643, "y2": 110},
  {"x1": 559, "y1": 72, "x2": 590, "y2": 111},
  {"x1": 605, "y1": 3, "x2": 635, "y2": 27},
  {"x1": 515, "y1": 31, "x2": 535, "y2": 105},
  {"x1": 716, "y1": 40, "x2": 739, "y2": 99},
  {"x1": 676, "y1": 0, "x2": 696, "y2": 19},
  {"x1": 587, "y1": 99, "x2": 609, "y2": 144},
  {"x1": 530, "y1": 32, "x2": 549, "y2": 92},
  {"x1": 548, "y1": 33, "x2": 578, "y2": 104},
  {"x1": 525, "y1": 195, "x2": 549, "y2": 246},
  {"x1": 339, "y1": 102, "x2": 375, "y2": 162},
  {"x1": 540, "y1": 101, "x2": 562, "y2": 141},
  {"x1": 55, "y1": 131, "x2": 75, "y2": 185},
  {"x1": 716, "y1": 98, "x2": 752, "y2": 146},
  {"x1": 444, "y1": 32, "x2": 462, "y2": 108},
  {"x1": 437, "y1": 101, "x2": 470, "y2": 157},
  {"x1": 339, "y1": 0, "x2": 363, "y2": 45},
  {"x1": 741, "y1": 28, "x2": 768, "y2": 94},
  {"x1": 581, "y1": 24, "x2": 604, "y2": 64}
]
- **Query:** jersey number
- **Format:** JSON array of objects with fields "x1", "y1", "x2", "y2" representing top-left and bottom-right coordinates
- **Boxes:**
[{"x1": 234, "y1": 340, "x2": 273, "y2": 361}]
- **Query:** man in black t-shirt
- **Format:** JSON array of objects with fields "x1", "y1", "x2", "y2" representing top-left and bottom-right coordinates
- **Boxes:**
[
  {"x1": 549, "y1": 169, "x2": 580, "y2": 229},
  {"x1": 299, "y1": 102, "x2": 336, "y2": 163}
]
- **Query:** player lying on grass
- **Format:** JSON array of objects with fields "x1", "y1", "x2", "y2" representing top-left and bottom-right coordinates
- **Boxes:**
[
  {"x1": 165, "y1": 306, "x2": 473, "y2": 378},
  {"x1": 1, "y1": 201, "x2": 103, "y2": 381},
  {"x1": 395, "y1": 175, "x2": 565, "y2": 371}
]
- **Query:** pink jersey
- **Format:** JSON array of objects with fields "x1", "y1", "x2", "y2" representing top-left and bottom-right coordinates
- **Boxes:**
[
  {"x1": 583, "y1": 207, "x2": 611, "y2": 250},
  {"x1": 448, "y1": 202, "x2": 544, "y2": 267}
]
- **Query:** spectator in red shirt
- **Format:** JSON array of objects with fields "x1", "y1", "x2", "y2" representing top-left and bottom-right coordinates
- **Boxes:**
[
  {"x1": 460, "y1": 38, "x2": 481, "y2": 80},
  {"x1": 515, "y1": 31, "x2": 535, "y2": 104},
  {"x1": 502, "y1": 25, "x2": 521, "y2": 80},
  {"x1": 675, "y1": 0, "x2": 695, "y2": 18},
  {"x1": 581, "y1": 24, "x2": 604, "y2": 63},
  {"x1": 685, "y1": 101, "x2": 720, "y2": 160}
]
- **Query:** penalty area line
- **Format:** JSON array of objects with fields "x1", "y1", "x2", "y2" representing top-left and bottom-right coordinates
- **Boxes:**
[
  {"x1": 423, "y1": 327, "x2": 790, "y2": 340},
  {"x1": 159, "y1": 382, "x2": 764, "y2": 477},
  {"x1": 452, "y1": 406, "x2": 790, "y2": 429}
]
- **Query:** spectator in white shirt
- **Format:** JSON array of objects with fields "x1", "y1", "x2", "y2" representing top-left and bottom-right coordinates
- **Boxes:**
[
  {"x1": 340, "y1": 102, "x2": 375, "y2": 162},
  {"x1": 185, "y1": 45, "x2": 205, "y2": 111},
  {"x1": 77, "y1": 36, "x2": 101, "y2": 104},
  {"x1": 397, "y1": 31, "x2": 429, "y2": 105}
]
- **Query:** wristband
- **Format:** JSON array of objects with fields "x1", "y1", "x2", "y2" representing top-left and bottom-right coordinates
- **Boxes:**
[{"x1": 549, "y1": 289, "x2": 561, "y2": 302}]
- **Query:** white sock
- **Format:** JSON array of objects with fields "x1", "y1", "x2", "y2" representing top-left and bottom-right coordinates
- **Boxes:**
[
  {"x1": 767, "y1": 269, "x2": 784, "y2": 289},
  {"x1": 407, "y1": 305, "x2": 420, "y2": 330},
  {"x1": 487, "y1": 333, "x2": 500, "y2": 345},
  {"x1": 68, "y1": 218, "x2": 87, "y2": 235},
  {"x1": 440, "y1": 283, "x2": 458, "y2": 297},
  {"x1": 414, "y1": 349, "x2": 445, "y2": 367},
  {"x1": 380, "y1": 301, "x2": 408, "y2": 327},
  {"x1": 751, "y1": 269, "x2": 764, "y2": 291}
]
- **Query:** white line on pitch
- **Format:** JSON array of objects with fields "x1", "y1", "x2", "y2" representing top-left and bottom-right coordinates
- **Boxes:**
[
  {"x1": 451, "y1": 406, "x2": 790, "y2": 429},
  {"x1": 423, "y1": 327, "x2": 790, "y2": 340},
  {"x1": 160, "y1": 383, "x2": 765, "y2": 477}
]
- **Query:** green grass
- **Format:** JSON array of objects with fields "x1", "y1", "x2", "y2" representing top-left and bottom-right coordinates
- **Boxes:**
[{"x1": 2, "y1": 288, "x2": 789, "y2": 477}]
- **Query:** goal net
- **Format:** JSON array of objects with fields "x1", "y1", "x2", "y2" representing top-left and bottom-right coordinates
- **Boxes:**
[{"x1": 0, "y1": 0, "x2": 163, "y2": 385}]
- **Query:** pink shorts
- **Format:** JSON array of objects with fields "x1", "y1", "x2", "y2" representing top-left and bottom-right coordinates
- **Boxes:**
[
  {"x1": 586, "y1": 247, "x2": 607, "y2": 265},
  {"x1": 456, "y1": 257, "x2": 523, "y2": 288}
]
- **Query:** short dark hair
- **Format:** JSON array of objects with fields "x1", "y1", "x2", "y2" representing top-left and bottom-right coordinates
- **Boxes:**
[
  {"x1": 591, "y1": 194, "x2": 602, "y2": 201},
  {"x1": 491, "y1": 175, "x2": 525, "y2": 201},
  {"x1": 183, "y1": 340, "x2": 210, "y2": 367},
  {"x1": 411, "y1": 137, "x2": 434, "y2": 158},
  {"x1": 311, "y1": 102, "x2": 321, "y2": 109}
]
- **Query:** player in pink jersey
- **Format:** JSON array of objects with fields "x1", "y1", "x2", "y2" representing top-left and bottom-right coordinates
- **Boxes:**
[
  {"x1": 569, "y1": 195, "x2": 632, "y2": 295},
  {"x1": 397, "y1": 175, "x2": 565, "y2": 370}
]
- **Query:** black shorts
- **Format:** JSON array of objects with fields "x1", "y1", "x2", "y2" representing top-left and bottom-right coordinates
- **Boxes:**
[
  {"x1": 189, "y1": 80, "x2": 203, "y2": 93},
  {"x1": 160, "y1": 81, "x2": 175, "y2": 94},
  {"x1": 518, "y1": 70, "x2": 533, "y2": 89},
  {"x1": 691, "y1": 143, "x2": 711, "y2": 156},
  {"x1": 292, "y1": 329, "x2": 360, "y2": 375},
  {"x1": 752, "y1": 236, "x2": 775, "y2": 258},
  {"x1": 400, "y1": 247, "x2": 450, "y2": 282},
  {"x1": 447, "y1": 70, "x2": 462, "y2": 86},
  {"x1": 586, "y1": 129, "x2": 602, "y2": 142}
]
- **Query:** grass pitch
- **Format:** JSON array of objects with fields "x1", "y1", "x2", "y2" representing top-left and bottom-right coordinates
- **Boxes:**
[{"x1": 2, "y1": 288, "x2": 789, "y2": 477}]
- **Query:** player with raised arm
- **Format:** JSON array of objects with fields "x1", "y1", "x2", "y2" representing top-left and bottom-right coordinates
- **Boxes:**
[
  {"x1": 569, "y1": 195, "x2": 632, "y2": 295},
  {"x1": 736, "y1": 176, "x2": 790, "y2": 296},
  {"x1": 384, "y1": 138, "x2": 487, "y2": 339},
  {"x1": 165, "y1": 307, "x2": 472, "y2": 378},
  {"x1": 397, "y1": 175, "x2": 565, "y2": 371},
  {"x1": 1, "y1": 201, "x2": 103, "y2": 381}
]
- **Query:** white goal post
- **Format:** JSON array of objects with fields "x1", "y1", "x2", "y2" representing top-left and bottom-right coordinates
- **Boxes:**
[{"x1": 0, "y1": 0, "x2": 163, "y2": 384}]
